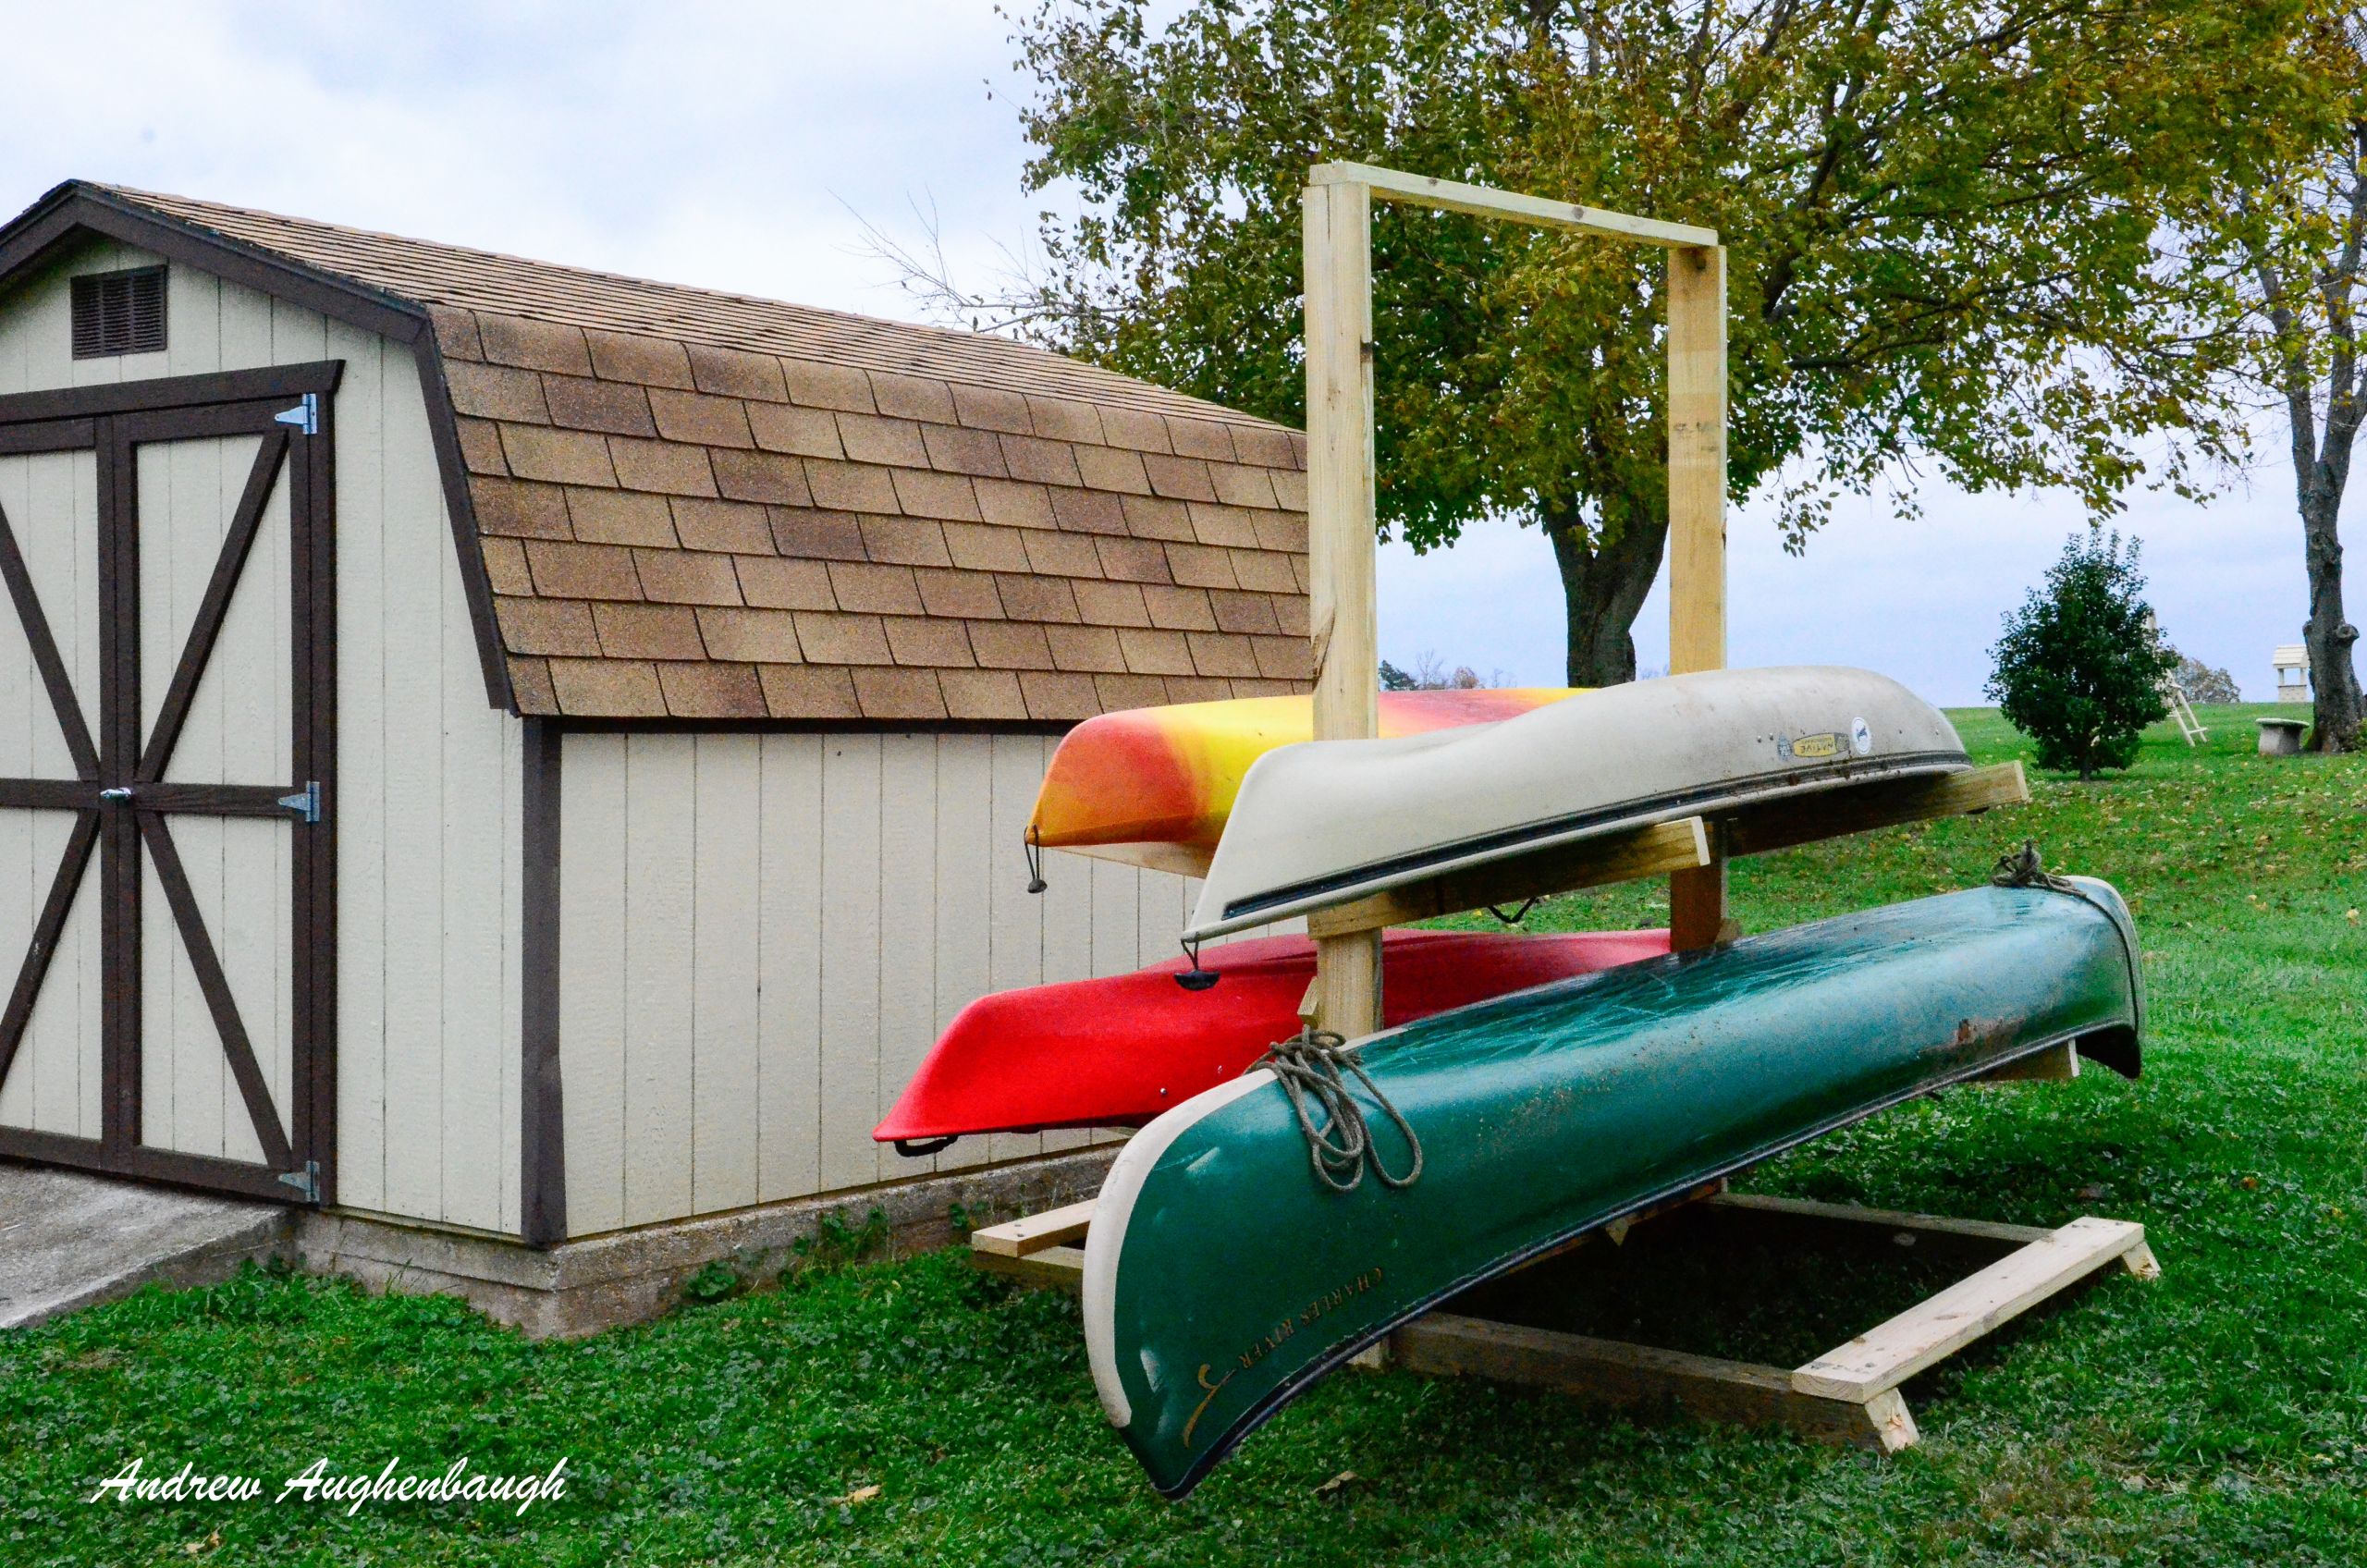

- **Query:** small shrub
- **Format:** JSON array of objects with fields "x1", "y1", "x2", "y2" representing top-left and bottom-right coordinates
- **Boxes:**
[
  {"x1": 793, "y1": 1208, "x2": 891, "y2": 1273},
  {"x1": 681, "y1": 1260, "x2": 741, "y2": 1305},
  {"x1": 1987, "y1": 531, "x2": 2175, "y2": 779}
]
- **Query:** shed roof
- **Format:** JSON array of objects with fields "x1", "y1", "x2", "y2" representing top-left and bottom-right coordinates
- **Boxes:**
[{"x1": 1, "y1": 182, "x2": 1310, "y2": 722}]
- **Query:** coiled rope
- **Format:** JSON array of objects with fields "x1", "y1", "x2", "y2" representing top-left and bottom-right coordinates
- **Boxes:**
[
  {"x1": 1990, "y1": 839, "x2": 2079, "y2": 894},
  {"x1": 1257, "y1": 1027, "x2": 1424, "y2": 1194}
]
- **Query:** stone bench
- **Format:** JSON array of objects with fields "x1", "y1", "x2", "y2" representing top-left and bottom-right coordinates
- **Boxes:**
[{"x1": 2257, "y1": 717, "x2": 2310, "y2": 756}]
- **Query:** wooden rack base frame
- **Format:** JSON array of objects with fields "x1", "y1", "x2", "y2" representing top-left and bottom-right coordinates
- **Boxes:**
[{"x1": 969, "y1": 1172, "x2": 2157, "y2": 1454}]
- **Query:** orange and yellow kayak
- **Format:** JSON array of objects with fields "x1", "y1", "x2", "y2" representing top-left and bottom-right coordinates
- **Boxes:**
[{"x1": 1029, "y1": 689, "x2": 1580, "y2": 876}]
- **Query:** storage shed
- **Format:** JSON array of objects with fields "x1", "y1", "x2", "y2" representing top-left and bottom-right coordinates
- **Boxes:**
[{"x1": 0, "y1": 181, "x2": 1310, "y2": 1294}]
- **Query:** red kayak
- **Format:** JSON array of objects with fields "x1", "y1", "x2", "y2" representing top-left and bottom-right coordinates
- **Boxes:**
[{"x1": 876, "y1": 927, "x2": 1670, "y2": 1153}]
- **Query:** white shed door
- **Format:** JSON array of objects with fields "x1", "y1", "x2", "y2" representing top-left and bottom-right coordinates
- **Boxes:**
[{"x1": 0, "y1": 367, "x2": 337, "y2": 1204}]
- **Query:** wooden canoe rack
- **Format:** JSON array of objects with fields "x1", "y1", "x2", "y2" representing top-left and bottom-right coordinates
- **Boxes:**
[
  {"x1": 977, "y1": 165, "x2": 2146, "y2": 1469},
  {"x1": 970, "y1": 1168, "x2": 2158, "y2": 1453}
]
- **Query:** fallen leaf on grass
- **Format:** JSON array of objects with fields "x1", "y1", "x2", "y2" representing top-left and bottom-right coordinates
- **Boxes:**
[
  {"x1": 833, "y1": 1485, "x2": 881, "y2": 1507},
  {"x1": 1315, "y1": 1471, "x2": 1360, "y2": 1499}
]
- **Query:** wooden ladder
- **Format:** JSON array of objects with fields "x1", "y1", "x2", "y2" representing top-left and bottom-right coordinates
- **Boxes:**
[{"x1": 2159, "y1": 676, "x2": 2209, "y2": 746}]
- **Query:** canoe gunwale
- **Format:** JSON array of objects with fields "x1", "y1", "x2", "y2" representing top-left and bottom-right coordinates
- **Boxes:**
[
  {"x1": 1203, "y1": 748, "x2": 1970, "y2": 934},
  {"x1": 1125, "y1": 1014, "x2": 2135, "y2": 1500}
]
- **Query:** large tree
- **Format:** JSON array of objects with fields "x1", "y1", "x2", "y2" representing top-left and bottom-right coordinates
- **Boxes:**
[
  {"x1": 988, "y1": 0, "x2": 2296, "y2": 683},
  {"x1": 2189, "y1": 7, "x2": 2367, "y2": 751}
]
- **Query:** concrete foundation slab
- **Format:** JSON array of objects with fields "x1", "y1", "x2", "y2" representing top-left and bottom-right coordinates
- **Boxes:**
[
  {"x1": 294, "y1": 1146, "x2": 1119, "y2": 1338},
  {"x1": 2, "y1": 1146, "x2": 1116, "y2": 1340},
  {"x1": 0, "y1": 1164, "x2": 292, "y2": 1329}
]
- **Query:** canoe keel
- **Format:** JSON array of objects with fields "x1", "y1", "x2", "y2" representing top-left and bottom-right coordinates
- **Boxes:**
[{"x1": 1085, "y1": 879, "x2": 2143, "y2": 1497}]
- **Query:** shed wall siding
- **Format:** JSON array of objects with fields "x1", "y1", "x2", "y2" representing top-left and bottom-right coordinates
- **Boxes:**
[
  {"x1": 557, "y1": 729, "x2": 1299, "y2": 1236},
  {"x1": 0, "y1": 239, "x2": 523, "y2": 1232}
]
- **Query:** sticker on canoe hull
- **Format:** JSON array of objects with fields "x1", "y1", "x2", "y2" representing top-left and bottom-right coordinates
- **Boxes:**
[
  {"x1": 1780, "y1": 731, "x2": 1843, "y2": 761},
  {"x1": 1851, "y1": 717, "x2": 1874, "y2": 756}
]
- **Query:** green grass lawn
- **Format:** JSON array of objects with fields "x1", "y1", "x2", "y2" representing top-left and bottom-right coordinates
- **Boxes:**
[{"x1": 5, "y1": 706, "x2": 2363, "y2": 1566}]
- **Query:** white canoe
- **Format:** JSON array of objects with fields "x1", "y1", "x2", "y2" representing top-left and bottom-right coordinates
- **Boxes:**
[{"x1": 1184, "y1": 666, "x2": 1967, "y2": 942}]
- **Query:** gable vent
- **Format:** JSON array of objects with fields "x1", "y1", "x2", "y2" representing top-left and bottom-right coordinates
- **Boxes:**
[{"x1": 70, "y1": 268, "x2": 168, "y2": 359}]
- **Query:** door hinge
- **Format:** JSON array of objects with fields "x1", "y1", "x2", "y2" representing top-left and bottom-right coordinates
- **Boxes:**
[
  {"x1": 274, "y1": 393, "x2": 321, "y2": 437},
  {"x1": 277, "y1": 1160, "x2": 321, "y2": 1203},
  {"x1": 277, "y1": 780, "x2": 322, "y2": 823}
]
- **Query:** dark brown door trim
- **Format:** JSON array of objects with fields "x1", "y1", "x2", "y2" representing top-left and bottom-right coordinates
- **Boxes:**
[{"x1": 0, "y1": 362, "x2": 341, "y2": 425}]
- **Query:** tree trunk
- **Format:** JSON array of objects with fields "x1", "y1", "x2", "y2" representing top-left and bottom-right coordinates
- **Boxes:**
[
  {"x1": 1547, "y1": 506, "x2": 1669, "y2": 686},
  {"x1": 2300, "y1": 489, "x2": 2363, "y2": 753},
  {"x1": 2250, "y1": 211, "x2": 2364, "y2": 753}
]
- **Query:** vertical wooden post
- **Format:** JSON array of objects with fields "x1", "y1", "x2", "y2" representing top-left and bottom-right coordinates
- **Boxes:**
[
  {"x1": 1303, "y1": 178, "x2": 1384, "y2": 1035},
  {"x1": 1666, "y1": 244, "x2": 1729, "y2": 950}
]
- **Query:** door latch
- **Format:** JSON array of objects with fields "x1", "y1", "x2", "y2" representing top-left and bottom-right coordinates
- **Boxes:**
[
  {"x1": 277, "y1": 781, "x2": 322, "y2": 824},
  {"x1": 276, "y1": 1160, "x2": 321, "y2": 1202},
  {"x1": 274, "y1": 393, "x2": 321, "y2": 437}
]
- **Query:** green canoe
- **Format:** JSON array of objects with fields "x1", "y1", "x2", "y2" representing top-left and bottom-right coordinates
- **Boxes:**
[{"x1": 1083, "y1": 879, "x2": 2142, "y2": 1497}]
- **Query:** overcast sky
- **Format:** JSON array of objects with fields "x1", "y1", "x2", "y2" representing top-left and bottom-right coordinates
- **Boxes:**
[{"x1": 2, "y1": 1, "x2": 2318, "y2": 702}]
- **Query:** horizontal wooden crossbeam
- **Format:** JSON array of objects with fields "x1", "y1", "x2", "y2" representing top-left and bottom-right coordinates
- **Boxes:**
[
  {"x1": 1389, "y1": 1314, "x2": 1919, "y2": 1452},
  {"x1": 1707, "y1": 1190, "x2": 2052, "y2": 1248},
  {"x1": 1310, "y1": 162, "x2": 1720, "y2": 249},
  {"x1": 1306, "y1": 817, "x2": 1711, "y2": 938},
  {"x1": 969, "y1": 1199, "x2": 1096, "y2": 1258},
  {"x1": 1790, "y1": 1214, "x2": 2157, "y2": 1402},
  {"x1": 1720, "y1": 762, "x2": 2029, "y2": 858}
]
